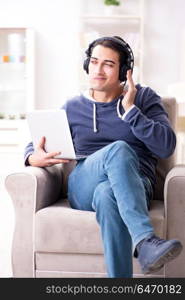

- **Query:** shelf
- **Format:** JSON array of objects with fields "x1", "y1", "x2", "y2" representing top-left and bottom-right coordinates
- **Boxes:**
[
  {"x1": 0, "y1": 88, "x2": 25, "y2": 92},
  {"x1": 0, "y1": 119, "x2": 26, "y2": 126},
  {"x1": 80, "y1": 14, "x2": 141, "y2": 20},
  {"x1": 0, "y1": 55, "x2": 26, "y2": 63},
  {"x1": 80, "y1": 14, "x2": 141, "y2": 25}
]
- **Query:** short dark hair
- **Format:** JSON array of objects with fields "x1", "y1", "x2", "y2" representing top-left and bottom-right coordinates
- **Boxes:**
[{"x1": 90, "y1": 36, "x2": 126, "y2": 66}]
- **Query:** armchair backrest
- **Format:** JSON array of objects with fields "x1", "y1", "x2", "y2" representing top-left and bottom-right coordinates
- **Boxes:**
[
  {"x1": 153, "y1": 97, "x2": 177, "y2": 200},
  {"x1": 61, "y1": 97, "x2": 177, "y2": 201}
]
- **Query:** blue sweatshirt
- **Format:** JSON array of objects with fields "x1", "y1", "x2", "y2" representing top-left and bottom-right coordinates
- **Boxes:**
[{"x1": 24, "y1": 84, "x2": 176, "y2": 188}]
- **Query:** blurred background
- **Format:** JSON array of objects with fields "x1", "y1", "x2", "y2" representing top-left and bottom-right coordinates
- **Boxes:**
[{"x1": 0, "y1": 0, "x2": 185, "y2": 277}]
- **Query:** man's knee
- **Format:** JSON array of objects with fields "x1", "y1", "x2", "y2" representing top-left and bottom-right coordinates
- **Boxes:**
[
  {"x1": 104, "y1": 141, "x2": 139, "y2": 168},
  {"x1": 110, "y1": 141, "x2": 137, "y2": 157},
  {"x1": 92, "y1": 181, "x2": 115, "y2": 211}
]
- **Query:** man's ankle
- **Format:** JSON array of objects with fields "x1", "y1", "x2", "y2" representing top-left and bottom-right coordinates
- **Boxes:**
[{"x1": 134, "y1": 233, "x2": 154, "y2": 257}]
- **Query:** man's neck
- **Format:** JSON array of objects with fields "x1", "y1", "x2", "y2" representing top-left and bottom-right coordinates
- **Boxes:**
[{"x1": 90, "y1": 86, "x2": 123, "y2": 103}]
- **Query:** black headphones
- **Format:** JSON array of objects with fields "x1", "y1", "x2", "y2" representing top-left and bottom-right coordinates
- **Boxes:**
[{"x1": 83, "y1": 36, "x2": 134, "y2": 82}]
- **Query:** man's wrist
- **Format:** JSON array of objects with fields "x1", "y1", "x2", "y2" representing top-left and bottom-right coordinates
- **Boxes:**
[{"x1": 121, "y1": 105, "x2": 136, "y2": 120}]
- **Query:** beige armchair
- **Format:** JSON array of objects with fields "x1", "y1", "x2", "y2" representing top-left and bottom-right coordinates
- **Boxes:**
[{"x1": 5, "y1": 97, "x2": 185, "y2": 278}]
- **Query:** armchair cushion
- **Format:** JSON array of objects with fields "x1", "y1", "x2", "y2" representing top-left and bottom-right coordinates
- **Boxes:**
[
  {"x1": 35, "y1": 199, "x2": 103, "y2": 254},
  {"x1": 35, "y1": 199, "x2": 165, "y2": 254}
]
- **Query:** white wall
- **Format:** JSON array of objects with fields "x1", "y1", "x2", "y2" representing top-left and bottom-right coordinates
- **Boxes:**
[
  {"x1": 0, "y1": 0, "x2": 80, "y2": 109},
  {"x1": 143, "y1": 0, "x2": 185, "y2": 95}
]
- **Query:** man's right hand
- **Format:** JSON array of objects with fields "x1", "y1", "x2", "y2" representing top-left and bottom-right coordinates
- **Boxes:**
[{"x1": 28, "y1": 136, "x2": 70, "y2": 167}]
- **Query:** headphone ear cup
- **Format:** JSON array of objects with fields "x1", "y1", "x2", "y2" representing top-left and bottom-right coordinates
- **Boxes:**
[
  {"x1": 83, "y1": 58, "x2": 90, "y2": 73},
  {"x1": 119, "y1": 65, "x2": 128, "y2": 82}
]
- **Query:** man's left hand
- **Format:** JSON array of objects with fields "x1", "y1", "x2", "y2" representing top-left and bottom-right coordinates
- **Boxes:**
[{"x1": 121, "y1": 70, "x2": 137, "y2": 112}]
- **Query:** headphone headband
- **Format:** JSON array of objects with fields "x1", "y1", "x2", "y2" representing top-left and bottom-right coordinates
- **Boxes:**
[{"x1": 83, "y1": 36, "x2": 134, "y2": 82}]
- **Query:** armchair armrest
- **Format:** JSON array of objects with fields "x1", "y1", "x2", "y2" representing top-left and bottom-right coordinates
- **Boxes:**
[
  {"x1": 5, "y1": 164, "x2": 63, "y2": 277},
  {"x1": 164, "y1": 164, "x2": 185, "y2": 277}
]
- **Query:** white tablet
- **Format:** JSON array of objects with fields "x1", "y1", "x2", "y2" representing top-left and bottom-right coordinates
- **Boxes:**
[{"x1": 26, "y1": 109, "x2": 87, "y2": 160}]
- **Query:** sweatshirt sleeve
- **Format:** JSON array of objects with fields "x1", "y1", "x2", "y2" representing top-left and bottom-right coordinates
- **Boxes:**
[
  {"x1": 24, "y1": 142, "x2": 34, "y2": 166},
  {"x1": 123, "y1": 87, "x2": 176, "y2": 158}
]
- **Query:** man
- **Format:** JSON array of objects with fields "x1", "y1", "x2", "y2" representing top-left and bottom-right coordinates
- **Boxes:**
[{"x1": 24, "y1": 36, "x2": 183, "y2": 278}]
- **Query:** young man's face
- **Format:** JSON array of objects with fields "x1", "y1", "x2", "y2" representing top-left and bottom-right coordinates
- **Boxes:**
[{"x1": 88, "y1": 45, "x2": 120, "y2": 92}]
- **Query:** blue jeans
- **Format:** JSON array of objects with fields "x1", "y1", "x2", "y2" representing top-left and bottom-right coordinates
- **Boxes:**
[{"x1": 68, "y1": 141, "x2": 154, "y2": 278}]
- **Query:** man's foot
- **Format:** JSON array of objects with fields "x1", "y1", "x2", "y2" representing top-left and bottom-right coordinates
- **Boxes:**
[{"x1": 137, "y1": 234, "x2": 183, "y2": 274}]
